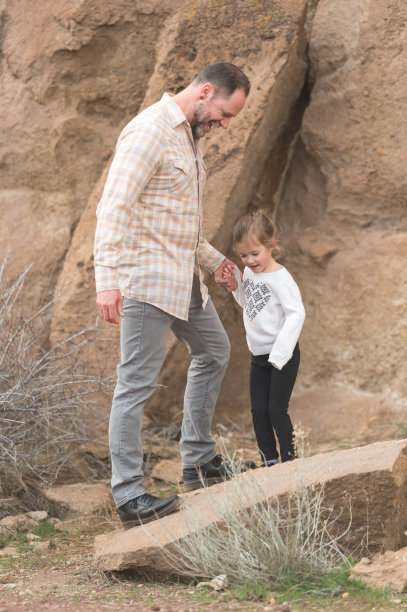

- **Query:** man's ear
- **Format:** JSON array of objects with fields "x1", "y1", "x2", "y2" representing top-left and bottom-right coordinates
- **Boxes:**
[{"x1": 199, "y1": 82, "x2": 214, "y2": 100}]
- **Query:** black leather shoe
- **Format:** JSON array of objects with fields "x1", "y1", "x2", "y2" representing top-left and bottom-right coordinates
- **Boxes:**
[
  {"x1": 117, "y1": 493, "x2": 180, "y2": 529},
  {"x1": 183, "y1": 454, "x2": 233, "y2": 491}
]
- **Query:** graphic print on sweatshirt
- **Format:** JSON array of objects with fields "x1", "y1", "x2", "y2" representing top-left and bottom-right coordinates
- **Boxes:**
[{"x1": 244, "y1": 278, "x2": 271, "y2": 321}]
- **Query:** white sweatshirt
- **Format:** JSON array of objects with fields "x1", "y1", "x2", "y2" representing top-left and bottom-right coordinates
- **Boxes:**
[{"x1": 232, "y1": 266, "x2": 305, "y2": 370}]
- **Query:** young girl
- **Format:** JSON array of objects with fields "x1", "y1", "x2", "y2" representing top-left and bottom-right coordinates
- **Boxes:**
[{"x1": 224, "y1": 210, "x2": 305, "y2": 466}]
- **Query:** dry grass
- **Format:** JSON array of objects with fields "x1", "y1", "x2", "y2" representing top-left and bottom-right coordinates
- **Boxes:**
[
  {"x1": 0, "y1": 255, "x2": 112, "y2": 511},
  {"x1": 158, "y1": 427, "x2": 351, "y2": 592}
]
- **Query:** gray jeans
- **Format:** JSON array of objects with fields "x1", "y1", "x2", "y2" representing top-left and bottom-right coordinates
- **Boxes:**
[{"x1": 109, "y1": 275, "x2": 230, "y2": 507}]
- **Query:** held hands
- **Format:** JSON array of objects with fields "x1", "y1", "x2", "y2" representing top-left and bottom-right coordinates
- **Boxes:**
[
  {"x1": 96, "y1": 262, "x2": 240, "y2": 320},
  {"x1": 214, "y1": 258, "x2": 238, "y2": 292},
  {"x1": 96, "y1": 289, "x2": 123, "y2": 324}
]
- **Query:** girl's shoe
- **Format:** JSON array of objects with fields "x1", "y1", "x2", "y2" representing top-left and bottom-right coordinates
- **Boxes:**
[{"x1": 261, "y1": 459, "x2": 279, "y2": 467}]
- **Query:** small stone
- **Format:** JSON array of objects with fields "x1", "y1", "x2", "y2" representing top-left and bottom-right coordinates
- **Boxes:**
[
  {"x1": 54, "y1": 515, "x2": 100, "y2": 533},
  {"x1": 150, "y1": 459, "x2": 183, "y2": 485},
  {"x1": 0, "y1": 514, "x2": 38, "y2": 535},
  {"x1": 0, "y1": 573, "x2": 14, "y2": 584},
  {"x1": 43, "y1": 482, "x2": 112, "y2": 515},
  {"x1": 26, "y1": 511, "x2": 48, "y2": 522},
  {"x1": 31, "y1": 540, "x2": 51, "y2": 552},
  {"x1": 209, "y1": 574, "x2": 228, "y2": 590},
  {"x1": 0, "y1": 546, "x2": 19, "y2": 558},
  {"x1": 27, "y1": 533, "x2": 41, "y2": 541}
]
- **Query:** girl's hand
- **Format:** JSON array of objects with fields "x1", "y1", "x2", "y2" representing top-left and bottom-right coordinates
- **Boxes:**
[
  {"x1": 221, "y1": 264, "x2": 237, "y2": 291},
  {"x1": 215, "y1": 260, "x2": 238, "y2": 292}
]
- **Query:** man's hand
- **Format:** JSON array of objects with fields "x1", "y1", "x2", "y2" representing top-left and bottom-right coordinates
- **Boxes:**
[
  {"x1": 214, "y1": 258, "x2": 237, "y2": 292},
  {"x1": 96, "y1": 289, "x2": 123, "y2": 324}
]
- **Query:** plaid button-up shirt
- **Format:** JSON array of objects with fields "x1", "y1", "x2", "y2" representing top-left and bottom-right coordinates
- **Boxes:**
[{"x1": 94, "y1": 93, "x2": 225, "y2": 320}]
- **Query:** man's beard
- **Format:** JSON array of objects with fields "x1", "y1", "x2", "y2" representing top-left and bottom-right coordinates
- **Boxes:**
[
  {"x1": 191, "y1": 106, "x2": 219, "y2": 139},
  {"x1": 191, "y1": 108, "x2": 208, "y2": 139}
]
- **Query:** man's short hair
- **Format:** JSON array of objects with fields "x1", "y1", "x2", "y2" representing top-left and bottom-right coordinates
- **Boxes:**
[{"x1": 193, "y1": 63, "x2": 251, "y2": 97}]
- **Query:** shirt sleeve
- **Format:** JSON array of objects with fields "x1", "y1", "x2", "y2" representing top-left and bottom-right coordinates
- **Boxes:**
[
  {"x1": 94, "y1": 122, "x2": 161, "y2": 292},
  {"x1": 268, "y1": 277, "x2": 305, "y2": 370},
  {"x1": 231, "y1": 267, "x2": 246, "y2": 308},
  {"x1": 197, "y1": 237, "x2": 225, "y2": 272}
]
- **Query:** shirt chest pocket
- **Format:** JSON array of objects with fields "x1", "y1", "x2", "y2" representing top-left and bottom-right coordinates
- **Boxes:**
[{"x1": 150, "y1": 158, "x2": 194, "y2": 197}]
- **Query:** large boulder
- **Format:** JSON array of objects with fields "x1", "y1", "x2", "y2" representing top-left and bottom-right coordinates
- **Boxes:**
[
  {"x1": 93, "y1": 439, "x2": 407, "y2": 575},
  {"x1": 1, "y1": 0, "x2": 406, "y2": 438}
]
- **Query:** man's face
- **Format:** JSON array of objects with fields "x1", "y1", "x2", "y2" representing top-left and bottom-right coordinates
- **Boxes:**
[{"x1": 191, "y1": 87, "x2": 246, "y2": 139}]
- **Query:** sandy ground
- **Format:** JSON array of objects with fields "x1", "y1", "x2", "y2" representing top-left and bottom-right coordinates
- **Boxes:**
[{"x1": 1, "y1": 518, "x2": 407, "y2": 612}]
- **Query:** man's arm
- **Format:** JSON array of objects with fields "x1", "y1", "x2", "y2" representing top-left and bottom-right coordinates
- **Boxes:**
[{"x1": 197, "y1": 237, "x2": 237, "y2": 291}]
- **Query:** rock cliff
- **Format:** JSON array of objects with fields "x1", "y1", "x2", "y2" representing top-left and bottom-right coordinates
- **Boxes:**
[{"x1": 1, "y1": 0, "x2": 406, "y2": 443}]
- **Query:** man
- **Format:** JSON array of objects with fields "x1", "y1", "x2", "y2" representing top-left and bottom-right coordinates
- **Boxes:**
[{"x1": 94, "y1": 63, "x2": 249, "y2": 529}]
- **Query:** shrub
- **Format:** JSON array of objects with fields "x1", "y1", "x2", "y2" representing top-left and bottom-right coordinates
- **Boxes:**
[
  {"x1": 0, "y1": 255, "x2": 112, "y2": 511},
  {"x1": 159, "y1": 430, "x2": 351, "y2": 592}
]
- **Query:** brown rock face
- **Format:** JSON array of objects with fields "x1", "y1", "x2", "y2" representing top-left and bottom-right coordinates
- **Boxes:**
[
  {"x1": 93, "y1": 440, "x2": 407, "y2": 575},
  {"x1": 0, "y1": 0, "x2": 182, "y2": 306},
  {"x1": 277, "y1": 0, "x2": 407, "y2": 408},
  {"x1": 1, "y1": 0, "x2": 406, "y2": 438},
  {"x1": 49, "y1": 0, "x2": 312, "y2": 409}
]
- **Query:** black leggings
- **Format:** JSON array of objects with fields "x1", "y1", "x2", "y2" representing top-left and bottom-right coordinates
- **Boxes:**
[{"x1": 250, "y1": 343, "x2": 300, "y2": 463}]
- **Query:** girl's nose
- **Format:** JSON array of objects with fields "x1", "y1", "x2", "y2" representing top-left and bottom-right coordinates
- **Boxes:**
[{"x1": 220, "y1": 117, "x2": 230, "y2": 129}]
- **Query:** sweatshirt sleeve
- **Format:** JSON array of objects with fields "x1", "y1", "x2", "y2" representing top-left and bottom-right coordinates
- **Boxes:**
[
  {"x1": 268, "y1": 276, "x2": 305, "y2": 370},
  {"x1": 231, "y1": 267, "x2": 246, "y2": 308}
]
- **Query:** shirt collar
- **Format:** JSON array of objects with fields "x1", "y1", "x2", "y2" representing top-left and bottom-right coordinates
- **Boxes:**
[{"x1": 161, "y1": 92, "x2": 188, "y2": 128}]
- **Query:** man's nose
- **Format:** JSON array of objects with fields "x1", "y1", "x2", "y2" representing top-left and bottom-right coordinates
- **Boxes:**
[{"x1": 220, "y1": 117, "x2": 230, "y2": 129}]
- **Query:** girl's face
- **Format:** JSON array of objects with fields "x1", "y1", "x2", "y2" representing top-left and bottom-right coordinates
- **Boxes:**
[{"x1": 235, "y1": 237, "x2": 275, "y2": 274}]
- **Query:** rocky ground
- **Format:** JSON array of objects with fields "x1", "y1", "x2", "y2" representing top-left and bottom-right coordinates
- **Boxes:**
[{"x1": 2, "y1": 420, "x2": 407, "y2": 611}]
